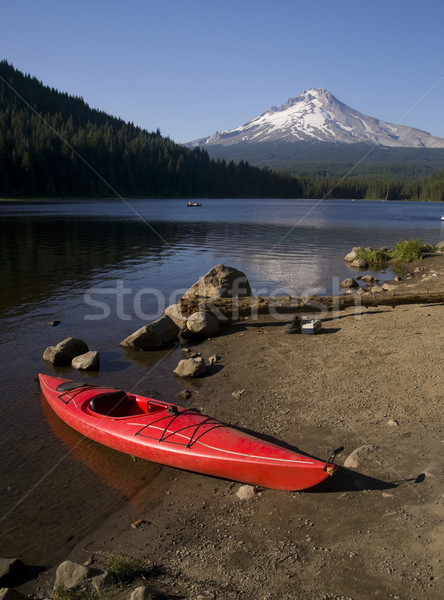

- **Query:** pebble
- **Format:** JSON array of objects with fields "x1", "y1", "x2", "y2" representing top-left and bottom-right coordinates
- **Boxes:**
[{"x1": 236, "y1": 485, "x2": 257, "y2": 500}]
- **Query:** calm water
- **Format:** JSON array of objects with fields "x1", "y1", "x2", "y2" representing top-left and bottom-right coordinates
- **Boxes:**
[{"x1": 0, "y1": 197, "x2": 443, "y2": 565}]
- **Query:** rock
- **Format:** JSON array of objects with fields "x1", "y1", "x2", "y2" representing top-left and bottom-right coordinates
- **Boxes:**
[
  {"x1": 177, "y1": 389, "x2": 192, "y2": 400},
  {"x1": 360, "y1": 275, "x2": 379, "y2": 284},
  {"x1": 53, "y1": 560, "x2": 111, "y2": 595},
  {"x1": 232, "y1": 389, "x2": 245, "y2": 399},
  {"x1": 186, "y1": 312, "x2": 220, "y2": 337},
  {"x1": 208, "y1": 355, "x2": 221, "y2": 365},
  {"x1": 0, "y1": 589, "x2": 28, "y2": 600},
  {"x1": 48, "y1": 320, "x2": 61, "y2": 326},
  {"x1": 182, "y1": 264, "x2": 252, "y2": 299},
  {"x1": 350, "y1": 258, "x2": 368, "y2": 268},
  {"x1": 173, "y1": 357, "x2": 207, "y2": 378},
  {"x1": 344, "y1": 247, "x2": 360, "y2": 262},
  {"x1": 382, "y1": 282, "x2": 398, "y2": 291},
  {"x1": 120, "y1": 315, "x2": 179, "y2": 350},
  {"x1": 370, "y1": 285, "x2": 384, "y2": 294},
  {"x1": 437, "y1": 240, "x2": 444, "y2": 251},
  {"x1": 131, "y1": 586, "x2": 160, "y2": 600},
  {"x1": 387, "y1": 418, "x2": 399, "y2": 427},
  {"x1": 344, "y1": 445, "x2": 378, "y2": 469},
  {"x1": 164, "y1": 303, "x2": 188, "y2": 328},
  {"x1": 43, "y1": 337, "x2": 88, "y2": 366},
  {"x1": 236, "y1": 485, "x2": 257, "y2": 500},
  {"x1": 340, "y1": 278, "x2": 359, "y2": 289},
  {"x1": 0, "y1": 559, "x2": 24, "y2": 587},
  {"x1": 71, "y1": 351, "x2": 100, "y2": 371}
]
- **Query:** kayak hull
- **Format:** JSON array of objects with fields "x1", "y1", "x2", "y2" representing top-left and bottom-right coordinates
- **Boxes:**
[{"x1": 39, "y1": 374, "x2": 336, "y2": 491}]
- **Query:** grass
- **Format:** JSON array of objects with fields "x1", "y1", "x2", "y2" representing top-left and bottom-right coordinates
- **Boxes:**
[
  {"x1": 390, "y1": 239, "x2": 436, "y2": 263},
  {"x1": 108, "y1": 553, "x2": 149, "y2": 586}
]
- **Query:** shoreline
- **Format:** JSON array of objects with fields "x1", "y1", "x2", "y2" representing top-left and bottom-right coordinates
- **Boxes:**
[{"x1": 19, "y1": 254, "x2": 444, "y2": 599}]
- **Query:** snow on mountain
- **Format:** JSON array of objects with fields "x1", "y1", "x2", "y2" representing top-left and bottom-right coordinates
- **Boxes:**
[{"x1": 188, "y1": 88, "x2": 444, "y2": 148}]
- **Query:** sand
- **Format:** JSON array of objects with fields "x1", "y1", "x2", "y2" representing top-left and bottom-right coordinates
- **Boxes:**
[{"x1": 21, "y1": 255, "x2": 444, "y2": 600}]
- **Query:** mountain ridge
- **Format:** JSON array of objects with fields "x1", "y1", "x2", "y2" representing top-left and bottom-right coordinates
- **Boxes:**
[{"x1": 188, "y1": 88, "x2": 444, "y2": 149}]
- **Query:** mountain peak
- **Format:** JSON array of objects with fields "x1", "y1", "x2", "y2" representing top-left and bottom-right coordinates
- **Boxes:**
[{"x1": 188, "y1": 89, "x2": 444, "y2": 149}]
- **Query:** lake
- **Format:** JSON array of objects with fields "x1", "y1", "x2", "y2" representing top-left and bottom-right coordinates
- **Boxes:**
[{"x1": 0, "y1": 197, "x2": 443, "y2": 565}]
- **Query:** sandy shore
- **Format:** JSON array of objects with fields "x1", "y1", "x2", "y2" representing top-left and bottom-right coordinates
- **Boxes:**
[{"x1": 22, "y1": 255, "x2": 444, "y2": 600}]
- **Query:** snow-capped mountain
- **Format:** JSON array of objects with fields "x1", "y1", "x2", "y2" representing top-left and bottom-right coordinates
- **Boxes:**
[{"x1": 188, "y1": 88, "x2": 444, "y2": 148}]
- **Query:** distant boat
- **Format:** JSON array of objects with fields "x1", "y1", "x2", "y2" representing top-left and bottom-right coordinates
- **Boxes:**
[
  {"x1": 187, "y1": 202, "x2": 202, "y2": 207},
  {"x1": 441, "y1": 215, "x2": 444, "y2": 220}
]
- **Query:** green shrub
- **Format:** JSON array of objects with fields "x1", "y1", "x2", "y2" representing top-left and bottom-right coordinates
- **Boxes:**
[
  {"x1": 356, "y1": 247, "x2": 390, "y2": 268},
  {"x1": 390, "y1": 239, "x2": 436, "y2": 263},
  {"x1": 108, "y1": 553, "x2": 145, "y2": 585}
]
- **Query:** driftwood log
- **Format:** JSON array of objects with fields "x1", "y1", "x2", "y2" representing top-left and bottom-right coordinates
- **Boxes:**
[{"x1": 179, "y1": 291, "x2": 444, "y2": 320}]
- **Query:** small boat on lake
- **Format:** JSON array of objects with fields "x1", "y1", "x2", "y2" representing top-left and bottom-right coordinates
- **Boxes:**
[
  {"x1": 38, "y1": 374, "x2": 338, "y2": 491},
  {"x1": 187, "y1": 202, "x2": 202, "y2": 207}
]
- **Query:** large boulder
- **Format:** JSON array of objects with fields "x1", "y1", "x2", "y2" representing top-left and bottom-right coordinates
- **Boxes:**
[
  {"x1": 186, "y1": 312, "x2": 220, "y2": 337},
  {"x1": 164, "y1": 303, "x2": 188, "y2": 328},
  {"x1": 173, "y1": 357, "x2": 207, "y2": 378},
  {"x1": 43, "y1": 337, "x2": 88, "y2": 366},
  {"x1": 182, "y1": 264, "x2": 252, "y2": 300},
  {"x1": 53, "y1": 560, "x2": 111, "y2": 595},
  {"x1": 72, "y1": 351, "x2": 100, "y2": 371},
  {"x1": 120, "y1": 315, "x2": 180, "y2": 350}
]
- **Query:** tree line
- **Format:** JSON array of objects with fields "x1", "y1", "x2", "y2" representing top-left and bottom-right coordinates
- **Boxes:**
[{"x1": 1, "y1": 61, "x2": 443, "y2": 201}]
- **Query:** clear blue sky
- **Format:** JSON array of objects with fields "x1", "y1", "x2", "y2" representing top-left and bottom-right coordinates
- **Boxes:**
[{"x1": 2, "y1": 0, "x2": 444, "y2": 143}]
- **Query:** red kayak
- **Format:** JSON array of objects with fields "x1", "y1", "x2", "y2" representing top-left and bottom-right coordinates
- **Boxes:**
[{"x1": 39, "y1": 374, "x2": 338, "y2": 491}]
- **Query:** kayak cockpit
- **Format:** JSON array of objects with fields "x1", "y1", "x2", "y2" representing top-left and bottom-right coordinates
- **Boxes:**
[{"x1": 88, "y1": 390, "x2": 166, "y2": 418}]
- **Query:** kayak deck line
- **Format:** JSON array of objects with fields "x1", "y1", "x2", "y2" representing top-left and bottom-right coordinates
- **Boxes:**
[
  {"x1": 134, "y1": 410, "x2": 227, "y2": 447},
  {"x1": 127, "y1": 419, "x2": 317, "y2": 465}
]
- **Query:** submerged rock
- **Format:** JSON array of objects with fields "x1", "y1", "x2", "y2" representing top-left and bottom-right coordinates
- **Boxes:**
[
  {"x1": 43, "y1": 337, "x2": 88, "y2": 366},
  {"x1": 340, "y1": 278, "x2": 359, "y2": 289},
  {"x1": 72, "y1": 350, "x2": 100, "y2": 371}
]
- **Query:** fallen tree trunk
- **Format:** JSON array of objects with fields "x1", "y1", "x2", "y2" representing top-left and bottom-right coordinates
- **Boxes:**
[{"x1": 179, "y1": 290, "x2": 444, "y2": 320}]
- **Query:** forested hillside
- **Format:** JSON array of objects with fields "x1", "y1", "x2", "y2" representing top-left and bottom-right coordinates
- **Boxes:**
[
  {"x1": 0, "y1": 61, "x2": 303, "y2": 198},
  {"x1": 1, "y1": 61, "x2": 443, "y2": 201}
]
